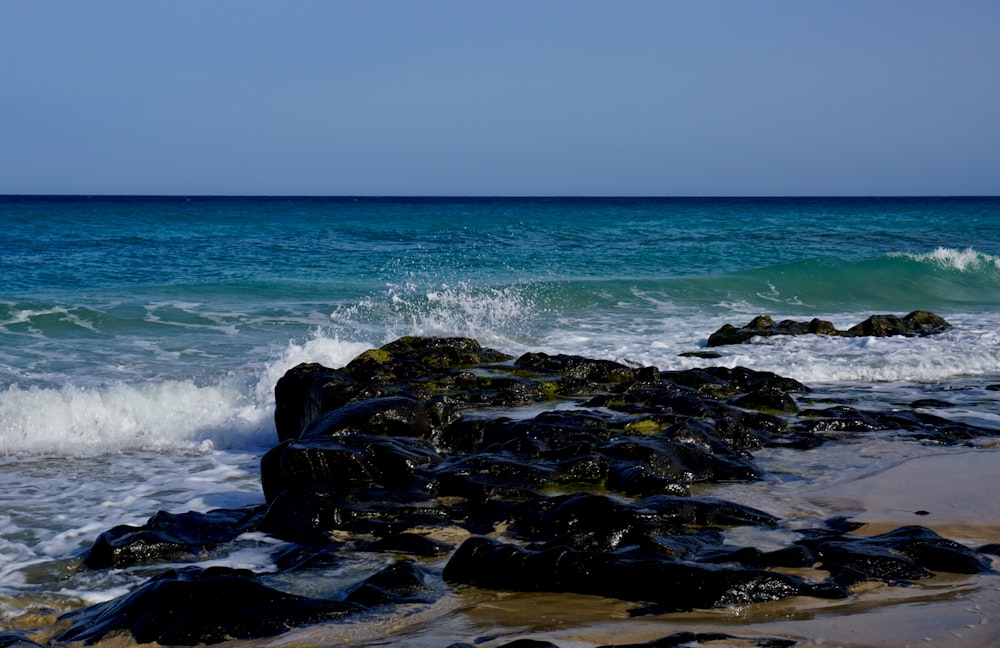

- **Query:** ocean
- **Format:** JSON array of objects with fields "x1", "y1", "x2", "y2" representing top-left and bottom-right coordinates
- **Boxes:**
[{"x1": 2, "y1": 195, "x2": 1000, "y2": 645}]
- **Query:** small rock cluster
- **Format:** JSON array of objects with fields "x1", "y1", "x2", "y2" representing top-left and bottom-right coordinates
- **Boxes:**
[{"x1": 707, "y1": 310, "x2": 951, "y2": 346}]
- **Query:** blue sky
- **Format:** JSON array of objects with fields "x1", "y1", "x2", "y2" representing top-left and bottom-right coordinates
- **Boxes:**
[{"x1": 2, "y1": 1, "x2": 998, "y2": 196}]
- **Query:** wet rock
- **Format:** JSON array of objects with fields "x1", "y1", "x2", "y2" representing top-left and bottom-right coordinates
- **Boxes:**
[
  {"x1": 442, "y1": 537, "x2": 823, "y2": 612},
  {"x1": 796, "y1": 525, "x2": 995, "y2": 588},
  {"x1": 847, "y1": 310, "x2": 950, "y2": 337},
  {"x1": 456, "y1": 641, "x2": 561, "y2": 648},
  {"x1": 731, "y1": 388, "x2": 799, "y2": 414},
  {"x1": 515, "y1": 351, "x2": 636, "y2": 383},
  {"x1": 299, "y1": 396, "x2": 432, "y2": 440},
  {"x1": 708, "y1": 311, "x2": 950, "y2": 347},
  {"x1": 274, "y1": 363, "x2": 359, "y2": 442},
  {"x1": 260, "y1": 486, "x2": 454, "y2": 545},
  {"x1": 910, "y1": 398, "x2": 955, "y2": 409},
  {"x1": 343, "y1": 560, "x2": 433, "y2": 607},
  {"x1": 708, "y1": 316, "x2": 837, "y2": 346},
  {"x1": 598, "y1": 632, "x2": 798, "y2": 648},
  {"x1": 509, "y1": 492, "x2": 779, "y2": 552},
  {"x1": 794, "y1": 404, "x2": 992, "y2": 444},
  {"x1": 346, "y1": 336, "x2": 511, "y2": 386},
  {"x1": 599, "y1": 435, "x2": 760, "y2": 485},
  {"x1": 260, "y1": 434, "x2": 441, "y2": 503},
  {"x1": 274, "y1": 337, "x2": 510, "y2": 441},
  {"x1": 86, "y1": 507, "x2": 265, "y2": 569},
  {"x1": 429, "y1": 453, "x2": 553, "y2": 503},
  {"x1": 0, "y1": 633, "x2": 45, "y2": 648},
  {"x1": 56, "y1": 566, "x2": 360, "y2": 645},
  {"x1": 357, "y1": 531, "x2": 453, "y2": 556}
]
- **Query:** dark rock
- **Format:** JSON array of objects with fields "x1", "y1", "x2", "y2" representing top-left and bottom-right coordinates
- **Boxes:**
[
  {"x1": 260, "y1": 434, "x2": 441, "y2": 503},
  {"x1": 86, "y1": 506, "x2": 265, "y2": 569},
  {"x1": 794, "y1": 404, "x2": 995, "y2": 444},
  {"x1": 260, "y1": 487, "x2": 365, "y2": 544},
  {"x1": 429, "y1": 453, "x2": 553, "y2": 503},
  {"x1": 599, "y1": 435, "x2": 760, "y2": 484},
  {"x1": 485, "y1": 641, "x2": 562, "y2": 648},
  {"x1": 56, "y1": 566, "x2": 360, "y2": 645},
  {"x1": 865, "y1": 525, "x2": 995, "y2": 574},
  {"x1": 509, "y1": 492, "x2": 779, "y2": 549},
  {"x1": 678, "y1": 350, "x2": 724, "y2": 359},
  {"x1": 797, "y1": 525, "x2": 994, "y2": 588},
  {"x1": 847, "y1": 310, "x2": 950, "y2": 337},
  {"x1": 274, "y1": 363, "x2": 359, "y2": 442},
  {"x1": 708, "y1": 316, "x2": 837, "y2": 347},
  {"x1": 708, "y1": 311, "x2": 950, "y2": 347},
  {"x1": 272, "y1": 542, "x2": 343, "y2": 571},
  {"x1": 731, "y1": 388, "x2": 799, "y2": 414},
  {"x1": 515, "y1": 352, "x2": 636, "y2": 383},
  {"x1": 343, "y1": 560, "x2": 433, "y2": 607},
  {"x1": 597, "y1": 632, "x2": 798, "y2": 647},
  {"x1": 442, "y1": 537, "x2": 821, "y2": 612},
  {"x1": 979, "y1": 543, "x2": 1000, "y2": 556},
  {"x1": 260, "y1": 487, "x2": 454, "y2": 545},
  {"x1": 0, "y1": 633, "x2": 44, "y2": 648},
  {"x1": 697, "y1": 366, "x2": 810, "y2": 394},
  {"x1": 358, "y1": 532, "x2": 453, "y2": 556},
  {"x1": 345, "y1": 336, "x2": 511, "y2": 386},
  {"x1": 299, "y1": 396, "x2": 432, "y2": 440},
  {"x1": 910, "y1": 398, "x2": 955, "y2": 409}
]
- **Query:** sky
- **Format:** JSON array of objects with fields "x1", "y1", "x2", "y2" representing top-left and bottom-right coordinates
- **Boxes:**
[{"x1": 2, "y1": 1, "x2": 998, "y2": 196}]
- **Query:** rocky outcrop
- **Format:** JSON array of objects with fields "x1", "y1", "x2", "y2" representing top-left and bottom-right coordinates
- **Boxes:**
[
  {"x1": 60, "y1": 336, "x2": 997, "y2": 646},
  {"x1": 707, "y1": 310, "x2": 951, "y2": 346}
]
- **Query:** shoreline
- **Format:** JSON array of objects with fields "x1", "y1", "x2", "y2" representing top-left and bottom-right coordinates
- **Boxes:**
[{"x1": 6, "y1": 338, "x2": 1000, "y2": 648}]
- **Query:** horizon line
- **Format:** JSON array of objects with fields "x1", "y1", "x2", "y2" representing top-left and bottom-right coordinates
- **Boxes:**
[{"x1": 3, "y1": 193, "x2": 999, "y2": 200}]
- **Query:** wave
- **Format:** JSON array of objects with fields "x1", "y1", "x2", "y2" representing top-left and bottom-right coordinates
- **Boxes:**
[
  {"x1": 0, "y1": 333, "x2": 376, "y2": 457},
  {"x1": 723, "y1": 247, "x2": 1000, "y2": 312},
  {"x1": 0, "y1": 380, "x2": 269, "y2": 456},
  {"x1": 530, "y1": 247, "x2": 1000, "y2": 317}
]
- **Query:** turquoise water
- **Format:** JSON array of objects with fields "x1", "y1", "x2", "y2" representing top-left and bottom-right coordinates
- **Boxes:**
[
  {"x1": 3, "y1": 196, "x2": 999, "y2": 391},
  {"x1": 1, "y1": 195, "x2": 1000, "y2": 637}
]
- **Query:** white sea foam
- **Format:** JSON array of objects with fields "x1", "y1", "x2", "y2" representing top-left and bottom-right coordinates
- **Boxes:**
[
  {"x1": 891, "y1": 246, "x2": 1000, "y2": 272},
  {"x1": 535, "y1": 311, "x2": 1000, "y2": 386},
  {"x1": 0, "y1": 379, "x2": 272, "y2": 456}
]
